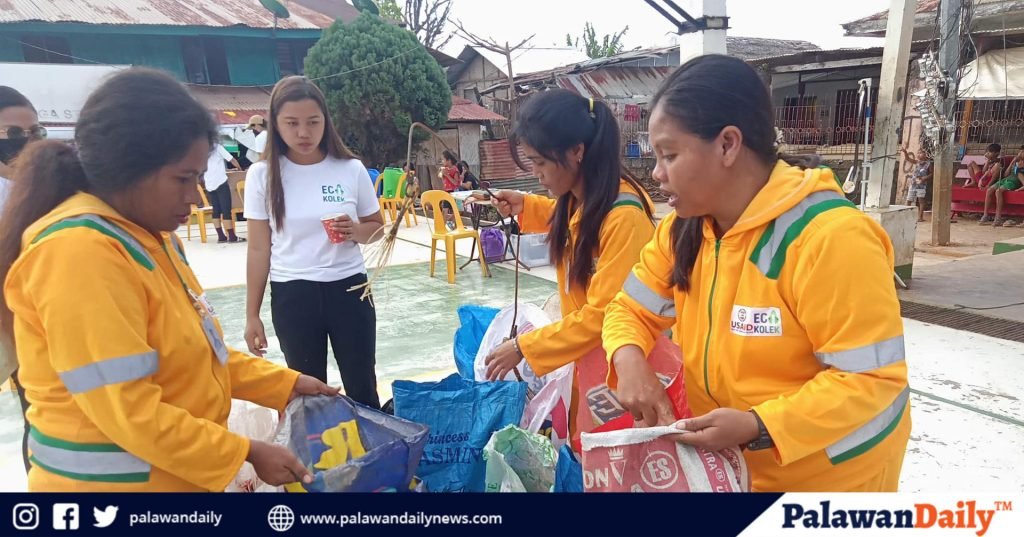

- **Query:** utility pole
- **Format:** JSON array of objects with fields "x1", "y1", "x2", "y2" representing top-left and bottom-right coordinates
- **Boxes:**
[
  {"x1": 645, "y1": 0, "x2": 728, "y2": 62},
  {"x1": 867, "y1": 0, "x2": 916, "y2": 209},
  {"x1": 932, "y1": 0, "x2": 961, "y2": 245}
]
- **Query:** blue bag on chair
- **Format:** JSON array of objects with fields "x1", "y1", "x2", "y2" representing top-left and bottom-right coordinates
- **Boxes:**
[
  {"x1": 554, "y1": 444, "x2": 583, "y2": 493},
  {"x1": 274, "y1": 395, "x2": 429, "y2": 492},
  {"x1": 393, "y1": 374, "x2": 528, "y2": 492},
  {"x1": 453, "y1": 305, "x2": 499, "y2": 378}
]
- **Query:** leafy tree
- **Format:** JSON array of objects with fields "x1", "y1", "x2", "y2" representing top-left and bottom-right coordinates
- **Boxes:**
[
  {"x1": 566, "y1": 22, "x2": 628, "y2": 59},
  {"x1": 305, "y1": 12, "x2": 451, "y2": 166},
  {"x1": 375, "y1": 0, "x2": 404, "y2": 21}
]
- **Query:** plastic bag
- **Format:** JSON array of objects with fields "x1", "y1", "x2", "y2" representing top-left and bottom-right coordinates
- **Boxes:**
[
  {"x1": 274, "y1": 394, "x2": 429, "y2": 492},
  {"x1": 480, "y1": 228, "x2": 506, "y2": 263},
  {"x1": 519, "y1": 363, "x2": 573, "y2": 452},
  {"x1": 554, "y1": 444, "x2": 583, "y2": 493},
  {"x1": 453, "y1": 305, "x2": 499, "y2": 379},
  {"x1": 580, "y1": 426, "x2": 749, "y2": 493},
  {"x1": 226, "y1": 400, "x2": 281, "y2": 493},
  {"x1": 573, "y1": 335, "x2": 684, "y2": 446},
  {"x1": 393, "y1": 374, "x2": 527, "y2": 492},
  {"x1": 474, "y1": 303, "x2": 552, "y2": 394},
  {"x1": 483, "y1": 425, "x2": 557, "y2": 493}
]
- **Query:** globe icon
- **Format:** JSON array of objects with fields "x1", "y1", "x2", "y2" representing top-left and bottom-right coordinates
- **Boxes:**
[{"x1": 267, "y1": 505, "x2": 295, "y2": 533}]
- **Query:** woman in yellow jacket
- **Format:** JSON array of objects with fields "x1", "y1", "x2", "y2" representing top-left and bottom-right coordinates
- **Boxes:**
[
  {"x1": 0, "y1": 69, "x2": 335, "y2": 492},
  {"x1": 603, "y1": 55, "x2": 910, "y2": 492},
  {"x1": 483, "y1": 90, "x2": 655, "y2": 431}
]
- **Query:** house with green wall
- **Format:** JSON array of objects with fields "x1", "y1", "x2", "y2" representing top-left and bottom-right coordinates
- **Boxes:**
[{"x1": 0, "y1": 0, "x2": 359, "y2": 87}]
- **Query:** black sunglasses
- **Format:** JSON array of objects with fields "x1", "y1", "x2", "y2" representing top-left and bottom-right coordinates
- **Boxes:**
[{"x1": 2, "y1": 125, "x2": 47, "y2": 141}]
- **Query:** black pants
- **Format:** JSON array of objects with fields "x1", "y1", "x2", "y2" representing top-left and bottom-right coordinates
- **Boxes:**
[
  {"x1": 12, "y1": 368, "x2": 30, "y2": 473},
  {"x1": 271, "y1": 274, "x2": 380, "y2": 409},
  {"x1": 205, "y1": 182, "x2": 233, "y2": 220}
]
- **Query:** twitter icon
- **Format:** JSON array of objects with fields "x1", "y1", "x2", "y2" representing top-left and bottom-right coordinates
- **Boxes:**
[{"x1": 93, "y1": 506, "x2": 118, "y2": 528}]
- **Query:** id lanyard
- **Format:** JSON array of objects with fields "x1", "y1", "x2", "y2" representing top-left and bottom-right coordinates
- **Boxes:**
[{"x1": 162, "y1": 243, "x2": 229, "y2": 364}]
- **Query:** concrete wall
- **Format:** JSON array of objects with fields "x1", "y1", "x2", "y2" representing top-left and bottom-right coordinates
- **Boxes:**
[{"x1": 458, "y1": 123, "x2": 482, "y2": 175}]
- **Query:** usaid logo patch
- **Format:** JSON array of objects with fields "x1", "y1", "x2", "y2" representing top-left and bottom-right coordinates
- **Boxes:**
[{"x1": 730, "y1": 305, "x2": 782, "y2": 336}]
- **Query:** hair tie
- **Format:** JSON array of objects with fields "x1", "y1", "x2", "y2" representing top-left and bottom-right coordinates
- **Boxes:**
[{"x1": 588, "y1": 98, "x2": 596, "y2": 118}]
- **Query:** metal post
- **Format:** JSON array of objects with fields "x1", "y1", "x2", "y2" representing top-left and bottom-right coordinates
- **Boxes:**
[
  {"x1": 677, "y1": 0, "x2": 728, "y2": 63},
  {"x1": 867, "y1": 0, "x2": 917, "y2": 209},
  {"x1": 931, "y1": 0, "x2": 961, "y2": 245}
]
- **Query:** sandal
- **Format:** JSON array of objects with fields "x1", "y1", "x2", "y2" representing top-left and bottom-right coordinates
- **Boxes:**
[
  {"x1": 992, "y1": 218, "x2": 1006, "y2": 227},
  {"x1": 979, "y1": 215, "x2": 994, "y2": 225}
]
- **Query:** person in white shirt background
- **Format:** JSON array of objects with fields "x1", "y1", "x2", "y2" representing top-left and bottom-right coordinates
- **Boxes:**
[
  {"x1": 243, "y1": 77, "x2": 386, "y2": 408},
  {"x1": 0, "y1": 87, "x2": 44, "y2": 211},
  {"x1": 247, "y1": 114, "x2": 268, "y2": 163},
  {"x1": 202, "y1": 143, "x2": 243, "y2": 243},
  {"x1": 0, "y1": 85, "x2": 43, "y2": 474}
]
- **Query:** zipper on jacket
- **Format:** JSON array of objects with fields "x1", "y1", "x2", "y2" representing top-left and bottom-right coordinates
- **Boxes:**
[{"x1": 702, "y1": 239, "x2": 722, "y2": 407}]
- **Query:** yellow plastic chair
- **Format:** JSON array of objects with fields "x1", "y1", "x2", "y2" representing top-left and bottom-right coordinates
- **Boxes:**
[
  {"x1": 188, "y1": 185, "x2": 213, "y2": 243},
  {"x1": 383, "y1": 175, "x2": 418, "y2": 227},
  {"x1": 231, "y1": 180, "x2": 246, "y2": 222},
  {"x1": 421, "y1": 190, "x2": 489, "y2": 284}
]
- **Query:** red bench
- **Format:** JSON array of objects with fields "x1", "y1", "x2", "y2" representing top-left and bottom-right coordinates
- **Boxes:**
[{"x1": 951, "y1": 155, "x2": 1024, "y2": 217}]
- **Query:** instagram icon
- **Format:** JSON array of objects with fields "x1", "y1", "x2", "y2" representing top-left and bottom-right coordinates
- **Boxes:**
[{"x1": 12, "y1": 503, "x2": 39, "y2": 530}]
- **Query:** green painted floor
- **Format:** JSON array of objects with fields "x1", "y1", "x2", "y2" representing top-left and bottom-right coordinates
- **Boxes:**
[{"x1": 208, "y1": 261, "x2": 558, "y2": 385}]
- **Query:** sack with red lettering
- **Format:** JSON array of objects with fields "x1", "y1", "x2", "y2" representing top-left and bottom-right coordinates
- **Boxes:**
[
  {"x1": 580, "y1": 426, "x2": 749, "y2": 493},
  {"x1": 572, "y1": 335, "x2": 683, "y2": 448}
]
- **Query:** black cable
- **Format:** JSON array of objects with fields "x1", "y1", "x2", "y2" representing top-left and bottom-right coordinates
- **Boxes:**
[{"x1": 953, "y1": 301, "x2": 1024, "y2": 311}]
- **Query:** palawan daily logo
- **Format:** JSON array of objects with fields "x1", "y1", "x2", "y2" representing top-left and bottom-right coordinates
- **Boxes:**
[
  {"x1": 730, "y1": 305, "x2": 782, "y2": 337},
  {"x1": 782, "y1": 500, "x2": 1014, "y2": 536}
]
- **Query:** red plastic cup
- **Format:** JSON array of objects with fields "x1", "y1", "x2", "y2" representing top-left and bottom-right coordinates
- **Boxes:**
[{"x1": 321, "y1": 213, "x2": 346, "y2": 244}]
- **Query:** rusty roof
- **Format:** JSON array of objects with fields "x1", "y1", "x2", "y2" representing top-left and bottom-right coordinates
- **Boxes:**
[
  {"x1": 448, "y1": 95, "x2": 505, "y2": 123},
  {"x1": 480, "y1": 139, "x2": 533, "y2": 182},
  {"x1": 842, "y1": 0, "x2": 1022, "y2": 37},
  {"x1": 0, "y1": 0, "x2": 337, "y2": 30}
]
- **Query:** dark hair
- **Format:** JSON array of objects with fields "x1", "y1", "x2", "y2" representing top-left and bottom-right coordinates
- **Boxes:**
[
  {"x1": 510, "y1": 89, "x2": 653, "y2": 288},
  {"x1": 987, "y1": 143, "x2": 1002, "y2": 154},
  {"x1": 442, "y1": 150, "x2": 458, "y2": 164},
  {"x1": 265, "y1": 76, "x2": 357, "y2": 231},
  {"x1": 0, "y1": 86, "x2": 33, "y2": 112},
  {"x1": 653, "y1": 55, "x2": 818, "y2": 291},
  {"x1": 0, "y1": 68, "x2": 217, "y2": 340}
]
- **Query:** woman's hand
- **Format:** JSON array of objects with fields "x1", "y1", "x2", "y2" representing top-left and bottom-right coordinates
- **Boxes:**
[
  {"x1": 490, "y1": 190, "x2": 525, "y2": 218},
  {"x1": 612, "y1": 345, "x2": 676, "y2": 427},
  {"x1": 329, "y1": 214, "x2": 356, "y2": 242},
  {"x1": 244, "y1": 317, "x2": 268, "y2": 357},
  {"x1": 288, "y1": 375, "x2": 340, "y2": 403},
  {"x1": 673, "y1": 409, "x2": 760, "y2": 452},
  {"x1": 246, "y1": 440, "x2": 313, "y2": 486},
  {"x1": 484, "y1": 339, "x2": 523, "y2": 381}
]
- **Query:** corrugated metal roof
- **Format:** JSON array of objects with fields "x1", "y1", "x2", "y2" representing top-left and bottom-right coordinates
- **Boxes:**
[
  {"x1": 0, "y1": 0, "x2": 335, "y2": 30},
  {"x1": 480, "y1": 139, "x2": 534, "y2": 182},
  {"x1": 843, "y1": 0, "x2": 1019, "y2": 36},
  {"x1": 555, "y1": 66, "x2": 673, "y2": 102},
  {"x1": 448, "y1": 95, "x2": 505, "y2": 123}
]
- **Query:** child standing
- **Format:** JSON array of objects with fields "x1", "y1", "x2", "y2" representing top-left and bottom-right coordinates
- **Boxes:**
[{"x1": 905, "y1": 157, "x2": 932, "y2": 222}]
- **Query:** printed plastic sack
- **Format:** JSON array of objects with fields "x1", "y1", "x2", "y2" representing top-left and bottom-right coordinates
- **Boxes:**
[
  {"x1": 474, "y1": 303, "x2": 552, "y2": 394},
  {"x1": 480, "y1": 228, "x2": 506, "y2": 263},
  {"x1": 393, "y1": 374, "x2": 527, "y2": 492},
  {"x1": 483, "y1": 425, "x2": 557, "y2": 493},
  {"x1": 226, "y1": 400, "x2": 282, "y2": 493},
  {"x1": 519, "y1": 363, "x2": 573, "y2": 452},
  {"x1": 573, "y1": 335, "x2": 683, "y2": 445},
  {"x1": 274, "y1": 394, "x2": 428, "y2": 492},
  {"x1": 554, "y1": 444, "x2": 583, "y2": 493},
  {"x1": 580, "y1": 426, "x2": 749, "y2": 493},
  {"x1": 453, "y1": 305, "x2": 499, "y2": 379}
]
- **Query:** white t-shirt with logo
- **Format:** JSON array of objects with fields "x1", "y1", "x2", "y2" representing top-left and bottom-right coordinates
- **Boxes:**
[
  {"x1": 204, "y1": 145, "x2": 234, "y2": 191},
  {"x1": 244, "y1": 155, "x2": 380, "y2": 283}
]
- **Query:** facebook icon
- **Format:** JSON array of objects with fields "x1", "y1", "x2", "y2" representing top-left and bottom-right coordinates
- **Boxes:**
[{"x1": 52, "y1": 503, "x2": 79, "y2": 530}]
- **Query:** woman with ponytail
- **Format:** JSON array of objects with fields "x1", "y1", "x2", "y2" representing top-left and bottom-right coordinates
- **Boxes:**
[
  {"x1": 602, "y1": 55, "x2": 909, "y2": 492},
  {"x1": 485, "y1": 89, "x2": 656, "y2": 435},
  {"x1": 0, "y1": 68, "x2": 336, "y2": 492}
]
